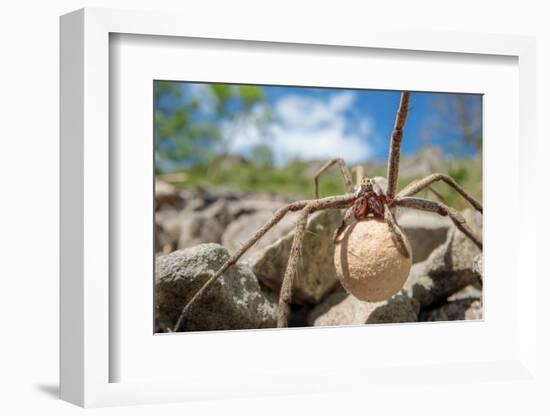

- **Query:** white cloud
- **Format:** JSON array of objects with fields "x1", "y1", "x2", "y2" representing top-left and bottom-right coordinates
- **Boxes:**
[
  {"x1": 186, "y1": 83, "x2": 216, "y2": 114},
  {"x1": 226, "y1": 91, "x2": 375, "y2": 165},
  {"x1": 328, "y1": 91, "x2": 355, "y2": 113}
]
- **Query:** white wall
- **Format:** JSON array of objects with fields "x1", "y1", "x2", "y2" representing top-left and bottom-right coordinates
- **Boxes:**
[{"x1": 1, "y1": 1, "x2": 548, "y2": 414}]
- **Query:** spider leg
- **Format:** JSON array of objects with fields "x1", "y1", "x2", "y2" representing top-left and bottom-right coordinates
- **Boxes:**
[
  {"x1": 277, "y1": 194, "x2": 356, "y2": 327},
  {"x1": 426, "y1": 185, "x2": 449, "y2": 205},
  {"x1": 384, "y1": 205, "x2": 411, "y2": 258},
  {"x1": 386, "y1": 91, "x2": 411, "y2": 200},
  {"x1": 277, "y1": 207, "x2": 311, "y2": 327},
  {"x1": 173, "y1": 194, "x2": 355, "y2": 332},
  {"x1": 313, "y1": 158, "x2": 354, "y2": 199},
  {"x1": 353, "y1": 165, "x2": 364, "y2": 186},
  {"x1": 395, "y1": 197, "x2": 482, "y2": 250},
  {"x1": 333, "y1": 206, "x2": 356, "y2": 243},
  {"x1": 397, "y1": 173, "x2": 482, "y2": 213},
  {"x1": 400, "y1": 179, "x2": 449, "y2": 205}
]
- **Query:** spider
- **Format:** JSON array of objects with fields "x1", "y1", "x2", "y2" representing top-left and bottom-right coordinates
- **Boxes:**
[{"x1": 172, "y1": 91, "x2": 483, "y2": 331}]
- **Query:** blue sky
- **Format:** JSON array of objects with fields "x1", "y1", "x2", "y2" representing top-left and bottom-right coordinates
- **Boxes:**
[{"x1": 176, "y1": 83, "x2": 482, "y2": 166}]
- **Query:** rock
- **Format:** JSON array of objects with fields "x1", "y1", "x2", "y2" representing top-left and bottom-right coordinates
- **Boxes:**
[
  {"x1": 155, "y1": 179, "x2": 183, "y2": 210},
  {"x1": 308, "y1": 290, "x2": 419, "y2": 326},
  {"x1": 178, "y1": 199, "x2": 233, "y2": 249},
  {"x1": 155, "y1": 243, "x2": 277, "y2": 332},
  {"x1": 198, "y1": 186, "x2": 246, "y2": 203},
  {"x1": 155, "y1": 208, "x2": 183, "y2": 254},
  {"x1": 396, "y1": 209, "x2": 452, "y2": 263},
  {"x1": 288, "y1": 304, "x2": 313, "y2": 328},
  {"x1": 403, "y1": 209, "x2": 482, "y2": 308},
  {"x1": 447, "y1": 284, "x2": 482, "y2": 301},
  {"x1": 226, "y1": 198, "x2": 288, "y2": 218},
  {"x1": 221, "y1": 210, "x2": 299, "y2": 262},
  {"x1": 473, "y1": 254, "x2": 483, "y2": 281},
  {"x1": 181, "y1": 195, "x2": 207, "y2": 212},
  {"x1": 463, "y1": 208, "x2": 483, "y2": 231},
  {"x1": 419, "y1": 298, "x2": 483, "y2": 321},
  {"x1": 251, "y1": 209, "x2": 344, "y2": 304}
]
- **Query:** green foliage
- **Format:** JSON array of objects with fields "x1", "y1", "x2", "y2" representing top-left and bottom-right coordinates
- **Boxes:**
[
  {"x1": 448, "y1": 166, "x2": 469, "y2": 184},
  {"x1": 250, "y1": 144, "x2": 274, "y2": 168},
  {"x1": 405, "y1": 162, "x2": 481, "y2": 209},
  {"x1": 177, "y1": 158, "x2": 343, "y2": 198},
  {"x1": 238, "y1": 85, "x2": 265, "y2": 108},
  {"x1": 154, "y1": 81, "x2": 267, "y2": 171},
  {"x1": 162, "y1": 156, "x2": 482, "y2": 211}
]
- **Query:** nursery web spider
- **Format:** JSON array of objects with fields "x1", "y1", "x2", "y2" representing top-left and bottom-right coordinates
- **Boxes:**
[{"x1": 173, "y1": 91, "x2": 483, "y2": 331}]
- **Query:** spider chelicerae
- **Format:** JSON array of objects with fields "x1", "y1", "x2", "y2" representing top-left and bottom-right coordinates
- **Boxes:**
[{"x1": 173, "y1": 91, "x2": 483, "y2": 331}]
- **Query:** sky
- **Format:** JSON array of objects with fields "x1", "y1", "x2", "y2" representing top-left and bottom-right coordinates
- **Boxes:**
[{"x1": 167, "y1": 82, "x2": 482, "y2": 166}]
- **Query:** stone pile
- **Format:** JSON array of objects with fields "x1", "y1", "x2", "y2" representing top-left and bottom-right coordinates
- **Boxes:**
[{"x1": 155, "y1": 181, "x2": 483, "y2": 332}]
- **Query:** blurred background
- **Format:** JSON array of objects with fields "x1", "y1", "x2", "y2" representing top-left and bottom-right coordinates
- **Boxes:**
[{"x1": 154, "y1": 81, "x2": 482, "y2": 207}]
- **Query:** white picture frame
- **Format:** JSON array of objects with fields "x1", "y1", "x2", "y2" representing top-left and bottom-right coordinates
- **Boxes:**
[{"x1": 60, "y1": 7, "x2": 538, "y2": 408}]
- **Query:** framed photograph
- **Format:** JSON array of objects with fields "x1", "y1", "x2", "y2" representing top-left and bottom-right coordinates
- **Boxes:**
[{"x1": 60, "y1": 8, "x2": 537, "y2": 407}]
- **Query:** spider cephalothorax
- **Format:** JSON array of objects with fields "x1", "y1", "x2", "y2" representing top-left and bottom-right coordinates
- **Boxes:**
[
  {"x1": 353, "y1": 177, "x2": 389, "y2": 220},
  {"x1": 174, "y1": 91, "x2": 483, "y2": 331}
]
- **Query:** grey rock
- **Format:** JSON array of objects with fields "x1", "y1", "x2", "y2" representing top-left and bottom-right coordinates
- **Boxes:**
[
  {"x1": 199, "y1": 186, "x2": 246, "y2": 203},
  {"x1": 178, "y1": 199, "x2": 233, "y2": 249},
  {"x1": 177, "y1": 186, "x2": 246, "y2": 210},
  {"x1": 155, "y1": 179, "x2": 177, "y2": 197},
  {"x1": 155, "y1": 243, "x2": 277, "y2": 332},
  {"x1": 155, "y1": 179, "x2": 183, "y2": 210},
  {"x1": 403, "y1": 209, "x2": 483, "y2": 308},
  {"x1": 308, "y1": 290, "x2": 419, "y2": 326},
  {"x1": 396, "y1": 209, "x2": 452, "y2": 263},
  {"x1": 182, "y1": 196, "x2": 207, "y2": 213},
  {"x1": 221, "y1": 210, "x2": 299, "y2": 263},
  {"x1": 155, "y1": 208, "x2": 183, "y2": 254},
  {"x1": 419, "y1": 298, "x2": 483, "y2": 321},
  {"x1": 251, "y1": 209, "x2": 344, "y2": 304},
  {"x1": 226, "y1": 198, "x2": 288, "y2": 219},
  {"x1": 473, "y1": 254, "x2": 483, "y2": 281},
  {"x1": 447, "y1": 284, "x2": 482, "y2": 301}
]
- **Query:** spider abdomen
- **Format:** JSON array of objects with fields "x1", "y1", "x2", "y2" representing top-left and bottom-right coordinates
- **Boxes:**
[{"x1": 334, "y1": 218, "x2": 412, "y2": 302}]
